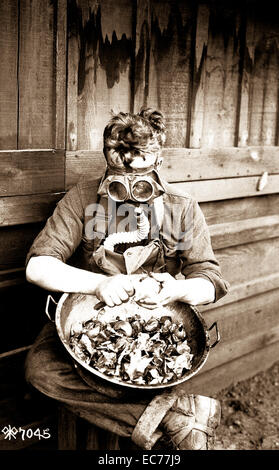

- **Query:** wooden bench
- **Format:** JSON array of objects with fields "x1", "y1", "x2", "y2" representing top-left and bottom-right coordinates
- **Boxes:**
[{"x1": 58, "y1": 406, "x2": 120, "y2": 450}]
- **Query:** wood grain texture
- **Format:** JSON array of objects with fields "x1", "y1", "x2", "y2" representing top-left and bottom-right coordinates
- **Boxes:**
[
  {"x1": 215, "y1": 237, "x2": 279, "y2": 285},
  {"x1": 209, "y1": 215, "x2": 279, "y2": 249},
  {"x1": 55, "y1": 0, "x2": 68, "y2": 149},
  {"x1": 0, "y1": 0, "x2": 18, "y2": 149},
  {"x1": 189, "y1": 2, "x2": 209, "y2": 148},
  {"x1": 160, "y1": 146, "x2": 279, "y2": 182},
  {"x1": 201, "y1": 271, "x2": 279, "y2": 313},
  {"x1": 175, "y1": 174, "x2": 279, "y2": 202},
  {"x1": 201, "y1": 194, "x2": 279, "y2": 225},
  {"x1": 0, "y1": 193, "x2": 64, "y2": 227},
  {"x1": 190, "y1": 1, "x2": 242, "y2": 148},
  {"x1": 203, "y1": 287, "x2": 279, "y2": 346},
  {"x1": 67, "y1": 0, "x2": 133, "y2": 151},
  {"x1": 0, "y1": 150, "x2": 64, "y2": 196},
  {"x1": 18, "y1": 0, "x2": 55, "y2": 149},
  {"x1": 238, "y1": 3, "x2": 279, "y2": 146},
  {"x1": 134, "y1": 0, "x2": 196, "y2": 147},
  {"x1": 66, "y1": 150, "x2": 106, "y2": 188}
]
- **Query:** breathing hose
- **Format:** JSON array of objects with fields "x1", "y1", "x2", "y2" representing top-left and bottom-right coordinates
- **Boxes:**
[{"x1": 103, "y1": 207, "x2": 150, "y2": 252}]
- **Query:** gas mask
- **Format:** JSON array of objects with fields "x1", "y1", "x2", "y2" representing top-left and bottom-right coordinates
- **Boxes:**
[{"x1": 98, "y1": 171, "x2": 164, "y2": 203}]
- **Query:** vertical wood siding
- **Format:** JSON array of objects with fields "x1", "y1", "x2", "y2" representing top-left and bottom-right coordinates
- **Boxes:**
[
  {"x1": 0, "y1": 1, "x2": 18, "y2": 149},
  {"x1": 1, "y1": 0, "x2": 279, "y2": 151},
  {"x1": 67, "y1": 0, "x2": 133, "y2": 151},
  {"x1": 63, "y1": 0, "x2": 279, "y2": 150}
]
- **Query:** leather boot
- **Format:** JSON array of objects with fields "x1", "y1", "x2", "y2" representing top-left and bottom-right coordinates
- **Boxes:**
[{"x1": 161, "y1": 394, "x2": 221, "y2": 450}]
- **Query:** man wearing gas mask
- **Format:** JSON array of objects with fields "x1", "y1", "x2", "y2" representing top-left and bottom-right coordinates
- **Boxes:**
[{"x1": 25, "y1": 109, "x2": 229, "y2": 450}]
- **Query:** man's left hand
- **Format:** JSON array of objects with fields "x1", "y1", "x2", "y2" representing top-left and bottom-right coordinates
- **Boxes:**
[{"x1": 136, "y1": 272, "x2": 215, "y2": 308}]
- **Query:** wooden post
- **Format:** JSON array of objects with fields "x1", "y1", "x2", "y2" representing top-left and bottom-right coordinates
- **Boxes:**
[
  {"x1": 189, "y1": 3, "x2": 209, "y2": 148},
  {"x1": 238, "y1": 4, "x2": 279, "y2": 146},
  {"x1": 0, "y1": 0, "x2": 18, "y2": 149},
  {"x1": 18, "y1": 0, "x2": 55, "y2": 149},
  {"x1": 55, "y1": 0, "x2": 68, "y2": 150},
  {"x1": 58, "y1": 406, "x2": 78, "y2": 450}
]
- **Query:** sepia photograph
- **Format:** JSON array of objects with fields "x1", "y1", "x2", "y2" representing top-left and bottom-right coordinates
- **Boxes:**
[{"x1": 0, "y1": 0, "x2": 278, "y2": 457}]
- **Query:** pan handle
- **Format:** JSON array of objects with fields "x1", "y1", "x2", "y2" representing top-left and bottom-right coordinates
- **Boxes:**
[
  {"x1": 45, "y1": 295, "x2": 58, "y2": 323},
  {"x1": 207, "y1": 321, "x2": 220, "y2": 348}
]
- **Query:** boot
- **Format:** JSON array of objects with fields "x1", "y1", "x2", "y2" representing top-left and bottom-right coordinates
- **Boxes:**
[
  {"x1": 131, "y1": 392, "x2": 221, "y2": 450},
  {"x1": 161, "y1": 394, "x2": 221, "y2": 450}
]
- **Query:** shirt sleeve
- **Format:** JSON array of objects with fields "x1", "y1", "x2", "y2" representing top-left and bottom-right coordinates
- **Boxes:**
[
  {"x1": 25, "y1": 184, "x2": 84, "y2": 266},
  {"x1": 179, "y1": 198, "x2": 230, "y2": 303}
]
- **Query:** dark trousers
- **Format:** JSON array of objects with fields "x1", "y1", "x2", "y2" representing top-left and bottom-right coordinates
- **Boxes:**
[{"x1": 25, "y1": 322, "x2": 160, "y2": 438}]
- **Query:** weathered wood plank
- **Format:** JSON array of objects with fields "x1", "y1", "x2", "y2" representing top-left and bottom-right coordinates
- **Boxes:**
[
  {"x1": 202, "y1": 324, "x2": 279, "y2": 376},
  {"x1": 189, "y1": 2, "x2": 209, "y2": 148},
  {"x1": 66, "y1": 150, "x2": 106, "y2": 188},
  {"x1": 192, "y1": 2, "x2": 242, "y2": 147},
  {"x1": 133, "y1": 0, "x2": 155, "y2": 111},
  {"x1": 0, "y1": 193, "x2": 64, "y2": 227},
  {"x1": 210, "y1": 215, "x2": 279, "y2": 250},
  {"x1": 134, "y1": 0, "x2": 196, "y2": 147},
  {"x1": 215, "y1": 237, "x2": 279, "y2": 286},
  {"x1": 18, "y1": 0, "x2": 55, "y2": 148},
  {"x1": 201, "y1": 271, "x2": 279, "y2": 313},
  {"x1": 237, "y1": 9, "x2": 255, "y2": 147},
  {"x1": 175, "y1": 174, "x2": 279, "y2": 202},
  {"x1": 67, "y1": 0, "x2": 133, "y2": 151},
  {"x1": 243, "y1": 5, "x2": 279, "y2": 146},
  {"x1": 0, "y1": 0, "x2": 18, "y2": 149},
  {"x1": 201, "y1": 194, "x2": 279, "y2": 226},
  {"x1": 0, "y1": 150, "x2": 65, "y2": 196},
  {"x1": 65, "y1": 146, "x2": 279, "y2": 188},
  {"x1": 66, "y1": 0, "x2": 79, "y2": 151},
  {"x1": 202, "y1": 288, "x2": 279, "y2": 348},
  {"x1": 160, "y1": 146, "x2": 279, "y2": 182},
  {"x1": 55, "y1": 0, "x2": 68, "y2": 149},
  {"x1": 179, "y1": 341, "x2": 279, "y2": 396}
]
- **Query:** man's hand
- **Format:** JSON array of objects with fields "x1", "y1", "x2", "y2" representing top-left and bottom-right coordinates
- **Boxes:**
[
  {"x1": 136, "y1": 272, "x2": 215, "y2": 308},
  {"x1": 95, "y1": 274, "x2": 136, "y2": 307}
]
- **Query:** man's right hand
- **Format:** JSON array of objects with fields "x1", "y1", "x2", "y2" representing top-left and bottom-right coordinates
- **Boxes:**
[{"x1": 95, "y1": 274, "x2": 136, "y2": 307}]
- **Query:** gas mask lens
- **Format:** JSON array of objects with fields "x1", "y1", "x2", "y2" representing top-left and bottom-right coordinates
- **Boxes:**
[
  {"x1": 107, "y1": 177, "x2": 154, "y2": 202},
  {"x1": 108, "y1": 180, "x2": 129, "y2": 202},
  {"x1": 131, "y1": 180, "x2": 154, "y2": 202}
]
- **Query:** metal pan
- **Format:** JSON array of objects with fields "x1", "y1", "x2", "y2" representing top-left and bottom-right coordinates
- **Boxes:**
[{"x1": 46, "y1": 292, "x2": 220, "y2": 390}]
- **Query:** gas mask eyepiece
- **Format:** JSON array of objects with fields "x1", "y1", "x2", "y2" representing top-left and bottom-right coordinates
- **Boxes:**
[{"x1": 107, "y1": 176, "x2": 155, "y2": 203}]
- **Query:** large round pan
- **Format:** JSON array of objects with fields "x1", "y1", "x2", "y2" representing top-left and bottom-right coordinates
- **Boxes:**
[{"x1": 46, "y1": 293, "x2": 220, "y2": 390}]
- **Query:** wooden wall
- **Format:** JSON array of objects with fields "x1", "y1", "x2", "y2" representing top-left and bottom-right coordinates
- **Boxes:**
[{"x1": 1, "y1": 0, "x2": 279, "y2": 448}]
